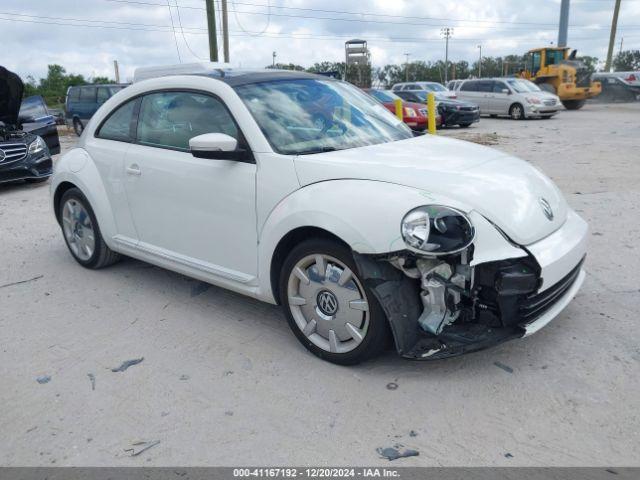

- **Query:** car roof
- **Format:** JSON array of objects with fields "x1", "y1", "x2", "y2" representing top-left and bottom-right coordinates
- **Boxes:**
[{"x1": 133, "y1": 62, "x2": 330, "y2": 86}]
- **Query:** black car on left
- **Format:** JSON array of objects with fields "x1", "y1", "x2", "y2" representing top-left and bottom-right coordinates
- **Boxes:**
[
  {"x1": 394, "y1": 89, "x2": 480, "y2": 128},
  {"x1": 1, "y1": 66, "x2": 56, "y2": 184}
]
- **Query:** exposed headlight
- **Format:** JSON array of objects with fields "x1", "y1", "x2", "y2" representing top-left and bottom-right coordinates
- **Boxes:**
[
  {"x1": 526, "y1": 97, "x2": 542, "y2": 105},
  {"x1": 28, "y1": 136, "x2": 47, "y2": 155},
  {"x1": 404, "y1": 107, "x2": 417, "y2": 118},
  {"x1": 401, "y1": 205, "x2": 475, "y2": 255}
]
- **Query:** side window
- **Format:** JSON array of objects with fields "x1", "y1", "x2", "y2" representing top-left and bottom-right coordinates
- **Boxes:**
[
  {"x1": 460, "y1": 81, "x2": 477, "y2": 92},
  {"x1": 136, "y1": 91, "x2": 238, "y2": 151},
  {"x1": 96, "y1": 99, "x2": 137, "y2": 142},
  {"x1": 97, "y1": 87, "x2": 110, "y2": 104},
  {"x1": 478, "y1": 81, "x2": 493, "y2": 93},
  {"x1": 80, "y1": 86, "x2": 96, "y2": 102},
  {"x1": 67, "y1": 88, "x2": 80, "y2": 102},
  {"x1": 531, "y1": 52, "x2": 541, "y2": 73},
  {"x1": 493, "y1": 81, "x2": 507, "y2": 93}
]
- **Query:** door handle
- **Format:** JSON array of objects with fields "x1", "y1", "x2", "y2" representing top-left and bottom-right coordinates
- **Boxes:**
[{"x1": 126, "y1": 164, "x2": 141, "y2": 176}]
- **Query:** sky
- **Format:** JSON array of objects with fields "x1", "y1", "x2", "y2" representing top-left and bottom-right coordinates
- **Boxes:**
[{"x1": 2, "y1": 0, "x2": 640, "y2": 82}]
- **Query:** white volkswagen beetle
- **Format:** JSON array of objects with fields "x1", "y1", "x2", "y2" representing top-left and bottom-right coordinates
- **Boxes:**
[{"x1": 50, "y1": 66, "x2": 587, "y2": 365}]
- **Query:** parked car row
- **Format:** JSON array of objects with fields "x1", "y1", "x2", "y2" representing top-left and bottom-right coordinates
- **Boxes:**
[
  {"x1": 591, "y1": 72, "x2": 640, "y2": 103},
  {"x1": 65, "y1": 83, "x2": 128, "y2": 135}
]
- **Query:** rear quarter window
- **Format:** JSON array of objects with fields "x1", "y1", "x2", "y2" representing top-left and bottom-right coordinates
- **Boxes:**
[{"x1": 67, "y1": 88, "x2": 80, "y2": 102}]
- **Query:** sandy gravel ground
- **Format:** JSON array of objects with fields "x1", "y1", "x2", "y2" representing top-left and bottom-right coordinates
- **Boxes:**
[{"x1": 0, "y1": 103, "x2": 638, "y2": 466}]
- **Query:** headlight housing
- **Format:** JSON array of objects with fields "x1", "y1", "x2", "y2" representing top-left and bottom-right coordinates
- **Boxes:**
[
  {"x1": 28, "y1": 136, "x2": 47, "y2": 155},
  {"x1": 401, "y1": 205, "x2": 475, "y2": 255},
  {"x1": 526, "y1": 97, "x2": 541, "y2": 105}
]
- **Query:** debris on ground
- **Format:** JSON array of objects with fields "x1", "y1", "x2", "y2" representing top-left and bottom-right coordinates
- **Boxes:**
[
  {"x1": 124, "y1": 440, "x2": 161, "y2": 457},
  {"x1": 179, "y1": 374, "x2": 190, "y2": 381},
  {"x1": 225, "y1": 411, "x2": 234, "y2": 416},
  {"x1": 190, "y1": 281, "x2": 210, "y2": 297},
  {"x1": 87, "y1": 373, "x2": 96, "y2": 390},
  {"x1": 505, "y1": 452, "x2": 514, "y2": 458},
  {"x1": 409, "y1": 430, "x2": 418, "y2": 437},
  {"x1": 376, "y1": 445, "x2": 419, "y2": 461},
  {"x1": 493, "y1": 361, "x2": 514, "y2": 374},
  {"x1": 111, "y1": 357, "x2": 144, "y2": 373},
  {"x1": 36, "y1": 375, "x2": 51, "y2": 384},
  {"x1": 449, "y1": 132, "x2": 500, "y2": 146},
  {"x1": 386, "y1": 382, "x2": 398, "y2": 390},
  {"x1": 1, "y1": 274, "x2": 44, "y2": 289}
]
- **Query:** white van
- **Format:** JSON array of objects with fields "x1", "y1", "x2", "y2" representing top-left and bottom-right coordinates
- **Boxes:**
[{"x1": 456, "y1": 78, "x2": 562, "y2": 119}]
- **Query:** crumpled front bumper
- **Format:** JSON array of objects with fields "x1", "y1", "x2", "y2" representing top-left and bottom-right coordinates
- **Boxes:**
[
  {"x1": 0, "y1": 151, "x2": 53, "y2": 183},
  {"x1": 355, "y1": 209, "x2": 588, "y2": 360}
]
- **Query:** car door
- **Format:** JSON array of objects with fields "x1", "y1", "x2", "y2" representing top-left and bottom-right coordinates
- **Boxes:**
[
  {"x1": 459, "y1": 81, "x2": 487, "y2": 111},
  {"x1": 78, "y1": 86, "x2": 98, "y2": 124},
  {"x1": 489, "y1": 80, "x2": 512, "y2": 114},
  {"x1": 123, "y1": 90, "x2": 258, "y2": 280}
]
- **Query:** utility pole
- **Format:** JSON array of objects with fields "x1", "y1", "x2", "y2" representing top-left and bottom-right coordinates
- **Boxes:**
[
  {"x1": 205, "y1": 0, "x2": 218, "y2": 62},
  {"x1": 477, "y1": 45, "x2": 482, "y2": 77},
  {"x1": 605, "y1": 0, "x2": 622, "y2": 71},
  {"x1": 558, "y1": 0, "x2": 570, "y2": 47},
  {"x1": 441, "y1": 27, "x2": 453, "y2": 84},
  {"x1": 221, "y1": 0, "x2": 229, "y2": 62},
  {"x1": 272, "y1": 51, "x2": 276, "y2": 67},
  {"x1": 619, "y1": 37, "x2": 624, "y2": 55},
  {"x1": 113, "y1": 60, "x2": 120, "y2": 83},
  {"x1": 404, "y1": 53, "x2": 410, "y2": 81}
]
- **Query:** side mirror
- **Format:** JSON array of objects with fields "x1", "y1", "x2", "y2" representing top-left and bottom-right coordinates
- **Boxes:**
[
  {"x1": 189, "y1": 133, "x2": 251, "y2": 162},
  {"x1": 501, "y1": 89, "x2": 511, "y2": 94}
]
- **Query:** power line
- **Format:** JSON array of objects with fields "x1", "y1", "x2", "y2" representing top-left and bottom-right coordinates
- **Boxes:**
[
  {"x1": 1, "y1": 11, "x2": 639, "y2": 46},
  {"x1": 165, "y1": 0, "x2": 182, "y2": 62},
  {"x1": 174, "y1": 0, "x2": 207, "y2": 59},
  {"x1": 102, "y1": 0, "x2": 640, "y2": 30}
]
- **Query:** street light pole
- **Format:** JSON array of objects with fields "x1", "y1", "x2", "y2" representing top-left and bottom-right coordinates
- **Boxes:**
[
  {"x1": 477, "y1": 45, "x2": 482, "y2": 77},
  {"x1": 605, "y1": 0, "x2": 622, "y2": 71},
  {"x1": 272, "y1": 51, "x2": 277, "y2": 67},
  {"x1": 441, "y1": 27, "x2": 453, "y2": 84}
]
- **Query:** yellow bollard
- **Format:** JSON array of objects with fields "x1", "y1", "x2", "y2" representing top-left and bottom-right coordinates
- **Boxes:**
[
  {"x1": 427, "y1": 92, "x2": 437, "y2": 135},
  {"x1": 394, "y1": 98, "x2": 403, "y2": 121}
]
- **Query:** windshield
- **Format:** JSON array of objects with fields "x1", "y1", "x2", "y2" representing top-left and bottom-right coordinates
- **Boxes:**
[
  {"x1": 506, "y1": 79, "x2": 541, "y2": 93},
  {"x1": 369, "y1": 89, "x2": 400, "y2": 103},
  {"x1": 235, "y1": 79, "x2": 412, "y2": 155},
  {"x1": 424, "y1": 83, "x2": 447, "y2": 92}
]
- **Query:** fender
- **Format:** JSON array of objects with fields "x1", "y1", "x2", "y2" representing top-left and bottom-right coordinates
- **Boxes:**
[
  {"x1": 51, "y1": 148, "x2": 120, "y2": 250},
  {"x1": 256, "y1": 179, "x2": 475, "y2": 302}
]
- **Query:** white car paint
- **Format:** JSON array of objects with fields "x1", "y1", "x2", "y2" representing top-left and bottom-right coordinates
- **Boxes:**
[{"x1": 50, "y1": 69, "x2": 587, "y2": 356}]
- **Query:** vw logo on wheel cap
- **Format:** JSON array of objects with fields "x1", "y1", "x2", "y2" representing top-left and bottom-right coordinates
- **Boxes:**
[
  {"x1": 317, "y1": 290, "x2": 339, "y2": 316},
  {"x1": 539, "y1": 197, "x2": 554, "y2": 221}
]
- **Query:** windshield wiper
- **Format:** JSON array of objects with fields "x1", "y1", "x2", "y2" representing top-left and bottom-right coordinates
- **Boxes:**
[{"x1": 296, "y1": 146, "x2": 338, "y2": 155}]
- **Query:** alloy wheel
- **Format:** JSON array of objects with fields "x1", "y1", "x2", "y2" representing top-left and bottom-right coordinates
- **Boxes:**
[
  {"x1": 287, "y1": 254, "x2": 370, "y2": 354},
  {"x1": 61, "y1": 198, "x2": 96, "y2": 261}
]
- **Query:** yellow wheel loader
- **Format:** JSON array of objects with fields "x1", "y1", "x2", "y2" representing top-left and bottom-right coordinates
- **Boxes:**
[{"x1": 522, "y1": 47, "x2": 601, "y2": 110}]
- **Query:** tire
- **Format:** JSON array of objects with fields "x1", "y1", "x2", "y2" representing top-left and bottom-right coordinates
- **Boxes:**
[
  {"x1": 541, "y1": 115, "x2": 554, "y2": 119},
  {"x1": 279, "y1": 238, "x2": 389, "y2": 365},
  {"x1": 458, "y1": 123, "x2": 472, "y2": 128},
  {"x1": 73, "y1": 118, "x2": 84, "y2": 136},
  {"x1": 58, "y1": 188, "x2": 120, "y2": 269},
  {"x1": 539, "y1": 83, "x2": 557, "y2": 94},
  {"x1": 509, "y1": 103, "x2": 525, "y2": 120},
  {"x1": 562, "y1": 100, "x2": 586, "y2": 110}
]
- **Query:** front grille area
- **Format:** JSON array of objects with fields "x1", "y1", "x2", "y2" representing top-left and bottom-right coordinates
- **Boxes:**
[
  {"x1": 519, "y1": 258, "x2": 584, "y2": 322},
  {"x1": 0, "y1": 143, "x2": 27, "y2": 164},
  {"x1": 460, "y1": 106, "x2": 478, "y2": 111},
  {"x1": 544, "y1": 99, "x2": 557, "y2": 106}
]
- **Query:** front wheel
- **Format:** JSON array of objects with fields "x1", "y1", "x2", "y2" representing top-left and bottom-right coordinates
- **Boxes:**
[
  {"x1": 279, "y1": 239, "x2": 389, "y2": 365},
  {"x1": 73, "y1": 118, "x2": 84, "y2": 136},
  {"x1": 562, "y1": 100, "x2": 586, "y2": 110},
  {"x1": 58, "y1": 188, "x2": 120, "y2": 269},
  {"x1": 509, "y1": 103, "x2": 525, "y2": 120},
  {"x1": 458, "y1": 123, "x2": 472, "y2": 128}
]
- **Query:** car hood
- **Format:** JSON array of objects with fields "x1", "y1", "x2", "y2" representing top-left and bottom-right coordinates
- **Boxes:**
[
  {"x1": 294, "y1": 135, "x2": 568, "y2": 246},
  {"x1": 438, "y1": 98, "x2": 478, "y2": 108},
  {"x1": 0, "y1": 66, "x2": 24, "y2": 126}
]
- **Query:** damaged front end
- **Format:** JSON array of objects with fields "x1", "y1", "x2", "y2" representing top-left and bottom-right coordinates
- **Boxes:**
[{"x1": 353, "y1": 206, "x2": 584, "y2": 360}]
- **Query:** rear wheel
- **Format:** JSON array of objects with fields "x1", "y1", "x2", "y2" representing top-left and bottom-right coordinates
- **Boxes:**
[
  {"x1": 58, "y1": 188, "x2": 120, "y2": 269},
  {"x1": 279, "y1": 238, "x2": 388, "y2": 365},
  {"x1": 509, "y1": 103, "x2": 525, "y2": 120},
  {"x1": 73, "y1": 118, "x2": 84, "y2": 136},
  {"x1": 562, "y1": 100, "x2": 586, "y2": 110},
  {"x1": 458, "y1": 123, "x2": 472, "y2": 128}
]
